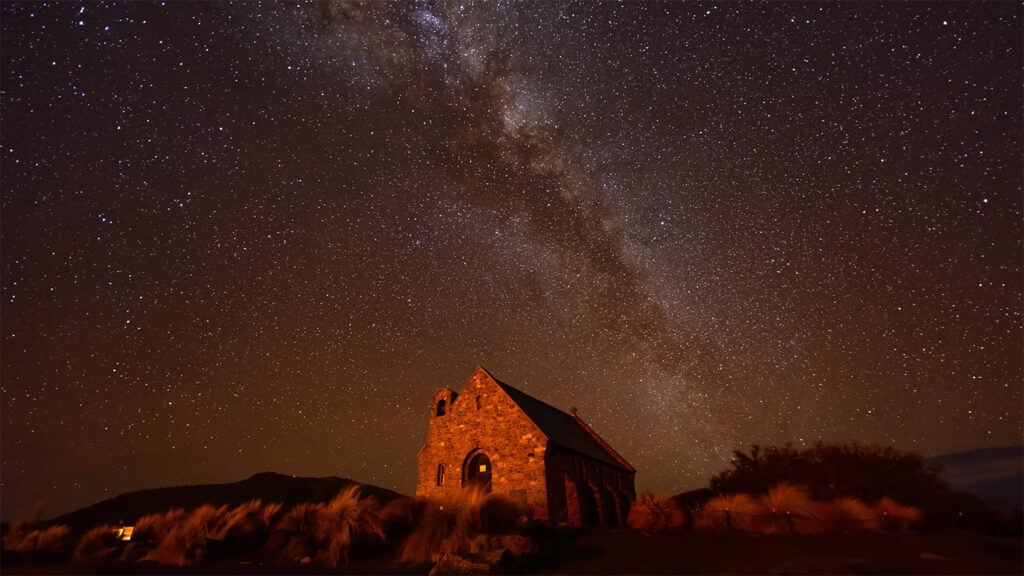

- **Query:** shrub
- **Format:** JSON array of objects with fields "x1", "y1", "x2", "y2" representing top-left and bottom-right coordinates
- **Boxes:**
[
  {"x1": 710, "y1": 443, "x2": 948, "y2": 511},
  {"x1": 626, "y1": 493, "x2": 685, "y2": 534}
]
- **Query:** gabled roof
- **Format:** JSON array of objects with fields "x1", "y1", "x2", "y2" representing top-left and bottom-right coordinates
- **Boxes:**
[{"x1": 478, "y1": 367, "x2": 635, "y2": 472}]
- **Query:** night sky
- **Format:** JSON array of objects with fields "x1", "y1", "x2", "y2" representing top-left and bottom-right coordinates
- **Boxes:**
[{"x1": 2, "y1": 1, "x2": 1021, "y2": 520}]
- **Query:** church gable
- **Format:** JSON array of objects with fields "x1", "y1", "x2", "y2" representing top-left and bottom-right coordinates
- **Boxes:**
[
  {"x1": 416, "y1": 366, "x2": 636, "y2": 525},
  {"x1": 416, "y1": 367, "x2": 550, "y2": 515}
]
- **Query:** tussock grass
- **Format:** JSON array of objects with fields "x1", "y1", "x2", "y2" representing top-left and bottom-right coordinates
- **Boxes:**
[
  {"x1": 626, "y1": 493, "x2": 685, "y2": 534},
  {"x1": 381, "y1": 496, "x2": 420, "y2": 528},
  {"x1": 822, "y1": 497, "x2": 881, "y2": 534},
  {"x1": 274, "y1": 486, "x2": 384, "y2": 567},
  {"x1": 398, "y1": 487, "x2": 524, "y2": 564},
  {"x1": 694, "y1": 493, "x2": 759, "y2": 532},
  {"x1": 3, "y1": 524, "x2": 71, "y2": 554},
  {"x1": 692, "y1": 484, "x2": 920, "y2": 536},
  {"x1": 141, "y1": 504, "x2": 227, "y2": 565},
  {"x1": 752, "y1": 483, "x2": 817, "y2": 534},
  {"x1": 118, "y1": 500, "x2": 283, "y2": 565},
  {"x1": 874, "y1": 497, "x2": 923, "y2": 532},
  {"x1": 134, "y1": 507, "x2": 188, "y2": 544},
  {"x1": 72, "y1": 525, "x2": 122, "y2": 564},
  {"x1": 209, "y1": 499, "x2": 282, "y2": 540}
]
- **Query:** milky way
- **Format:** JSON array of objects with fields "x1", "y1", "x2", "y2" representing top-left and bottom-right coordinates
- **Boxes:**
[{"x1": 2, "y1": 1, "x2": 1021, "y2": 518}]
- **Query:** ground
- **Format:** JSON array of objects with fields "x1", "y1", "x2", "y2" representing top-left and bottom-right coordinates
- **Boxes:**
[
  {"x1": 539, "y1": 528, "x2": 1023, "y2": 575},
  {"x1": 3, "y1": 529, "x2": 1022, "y2": 574}
]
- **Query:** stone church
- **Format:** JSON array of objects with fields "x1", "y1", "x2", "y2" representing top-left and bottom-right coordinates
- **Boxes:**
[{"x1": 416, "y1": 366, "x2": 636, "y2": 526}]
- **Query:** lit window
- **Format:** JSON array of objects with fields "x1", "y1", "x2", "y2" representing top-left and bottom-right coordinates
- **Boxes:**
[{"x1": 479, "y1": 464, "x2": 487, "y2": 472}]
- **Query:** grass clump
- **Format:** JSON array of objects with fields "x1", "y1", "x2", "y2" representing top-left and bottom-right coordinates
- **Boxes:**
[
  {"x1": 72, "y1": 525, "x2": 122, "y2": 564},
  {"x1": 752, "y1": 483, "x2": 817, "y2": 534},
  {"x1": 398, "y1": 487, "x2": 525, "y2": 564},
  {"x1": 875, "y1": 497, "x2": 923, "y2": 532},
  {"x1": 693, "y1": 484, "x2": 922, "y2": 536},
  {"x1": 273, "y1": 485, "x2": 384, "y2": 567},
  {"x1": 694, "y1": 493, "x2": 759, "y2": 532}
]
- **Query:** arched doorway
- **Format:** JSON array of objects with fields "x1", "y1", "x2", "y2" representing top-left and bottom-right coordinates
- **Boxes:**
[
  {"x1": 465, "y1": 452, "x2": 492, "y2": 493},
  {"x1": 600, "y1": 488, "x2": 619, "y2": 525},
  {"x1": 578, "y1": 483, "x2": 600, "y2": 526}
]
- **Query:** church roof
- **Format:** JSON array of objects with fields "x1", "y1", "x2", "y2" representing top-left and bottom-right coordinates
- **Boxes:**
[{"x1": 483, "y1": 369, "x2": 635, "y2": 472}]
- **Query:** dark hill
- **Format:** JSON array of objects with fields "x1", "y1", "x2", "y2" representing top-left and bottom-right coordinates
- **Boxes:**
[
  {"x1": 48, "y1": 472, "x2": 408, "y2": 530},
  {"x1": 928, "y1": 446, "x2": 1024, "y2": 510}
]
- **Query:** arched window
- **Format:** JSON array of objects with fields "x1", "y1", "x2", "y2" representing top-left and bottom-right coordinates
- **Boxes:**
[
  {"x1": 436, "y1": 398, "x2": 446, "y2": 416},
  {"x1": 436, "y1": 463, "x2": 445, "y2": 486}
]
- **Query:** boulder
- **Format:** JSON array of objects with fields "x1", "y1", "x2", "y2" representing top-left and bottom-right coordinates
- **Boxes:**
[
  {"x1": 429, "y1": 553, "x2": 491, "y2": 575},
  {"x1": 490, "y1": 534, "x2": 538, "y2": 555}
]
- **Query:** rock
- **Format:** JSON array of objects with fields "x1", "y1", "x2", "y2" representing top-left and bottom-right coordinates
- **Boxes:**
[
  {"x1": 475, "y1": 547, "x2": 511, "y2": 565},
  {"x1": 491, "y1": 534, "x2": 538, "y2": 555},
  {"x1": 299, "y1": 556, "x2": 312, "y2": 564},
  {"x1": 429, "y1": 553, "x2": 491, "y2": 575},
  {"x1": 468, "y1": 534, "x2": 490, "y2": 554}
]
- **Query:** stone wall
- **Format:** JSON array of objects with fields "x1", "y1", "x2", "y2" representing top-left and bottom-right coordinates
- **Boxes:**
[
  {"x1": 416, "y1": 368, "x2": 551, "y2": 519},
  {"x1": 544, "y1": 444, "x2": 637, "y2": 526}
]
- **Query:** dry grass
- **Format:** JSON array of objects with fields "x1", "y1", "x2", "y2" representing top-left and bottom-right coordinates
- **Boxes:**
[
  {"x1": 694, "y1": 493, "x2": 759, "y2": 532},
  {"x1": 119, "y1": 500, "x2": 284, "y2": 565},
  {"x1": 72, "y1": 525, "x2": 122, "y2": 564},
  {"x1": 874, "y1": 497, "x2": 923, "y2": 532},
  {"x1": 398, "y1": 487, "x2": 524, "y2": 564},
  {"x1": 274, "y1": 486, "x2": 385, "y2": 567},
  {"x1": 209, "y1": 499, "x2": 282, "y2": 540},
  {"x1": 626, "y1": 494, "x2": 685, "y2": 534},
  {"x1": 2, "y1": 524, "x2": 71, "y2": 554},
  {"x1": 693, "y1": 485, "x2": 919, "y2": 536},
  {"x1": 381, "y1": 496, "x2": 420, "y2": 528},
  {"x1": 134, "y1": 507, "x2": 188, "y2": 543},
  {"x1": 141, "y1": 504, "x2": 227, "y2": 565},
  {"x1": 752, "y1": 484, "x2": 818, "y2": 534},
  {"x1": 816, "y1": 497, "x2": 881, "y2": 534}
]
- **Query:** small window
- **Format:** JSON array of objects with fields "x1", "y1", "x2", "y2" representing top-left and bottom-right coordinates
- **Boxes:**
[
  {"x1": 475, "y1": 396, "x2": 481, "y2": 410},
  {"x1": 437, "y1": 463, "x2": 445, "y2": 486},
  {"x1": 436, "y1": 399, "x2": 446, "y2": 416}
]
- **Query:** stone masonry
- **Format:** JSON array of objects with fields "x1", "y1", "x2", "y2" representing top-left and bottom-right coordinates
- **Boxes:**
[{"x1": 416, "y1": 366, "x2": 636, "y2": 525}]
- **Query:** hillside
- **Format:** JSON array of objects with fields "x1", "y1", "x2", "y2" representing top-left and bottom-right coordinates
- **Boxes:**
[
  {"x1": 928, "y1": 446, "x2": 1024, "y2": 510},
  {"x1": 47, "y1": 472, "x2": 408, "y2": 530}
]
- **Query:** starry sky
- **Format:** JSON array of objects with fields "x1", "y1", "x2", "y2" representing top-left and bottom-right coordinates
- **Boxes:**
[{"x1": 1, "y1": 1, "x2": 1021, "y2": 520}]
